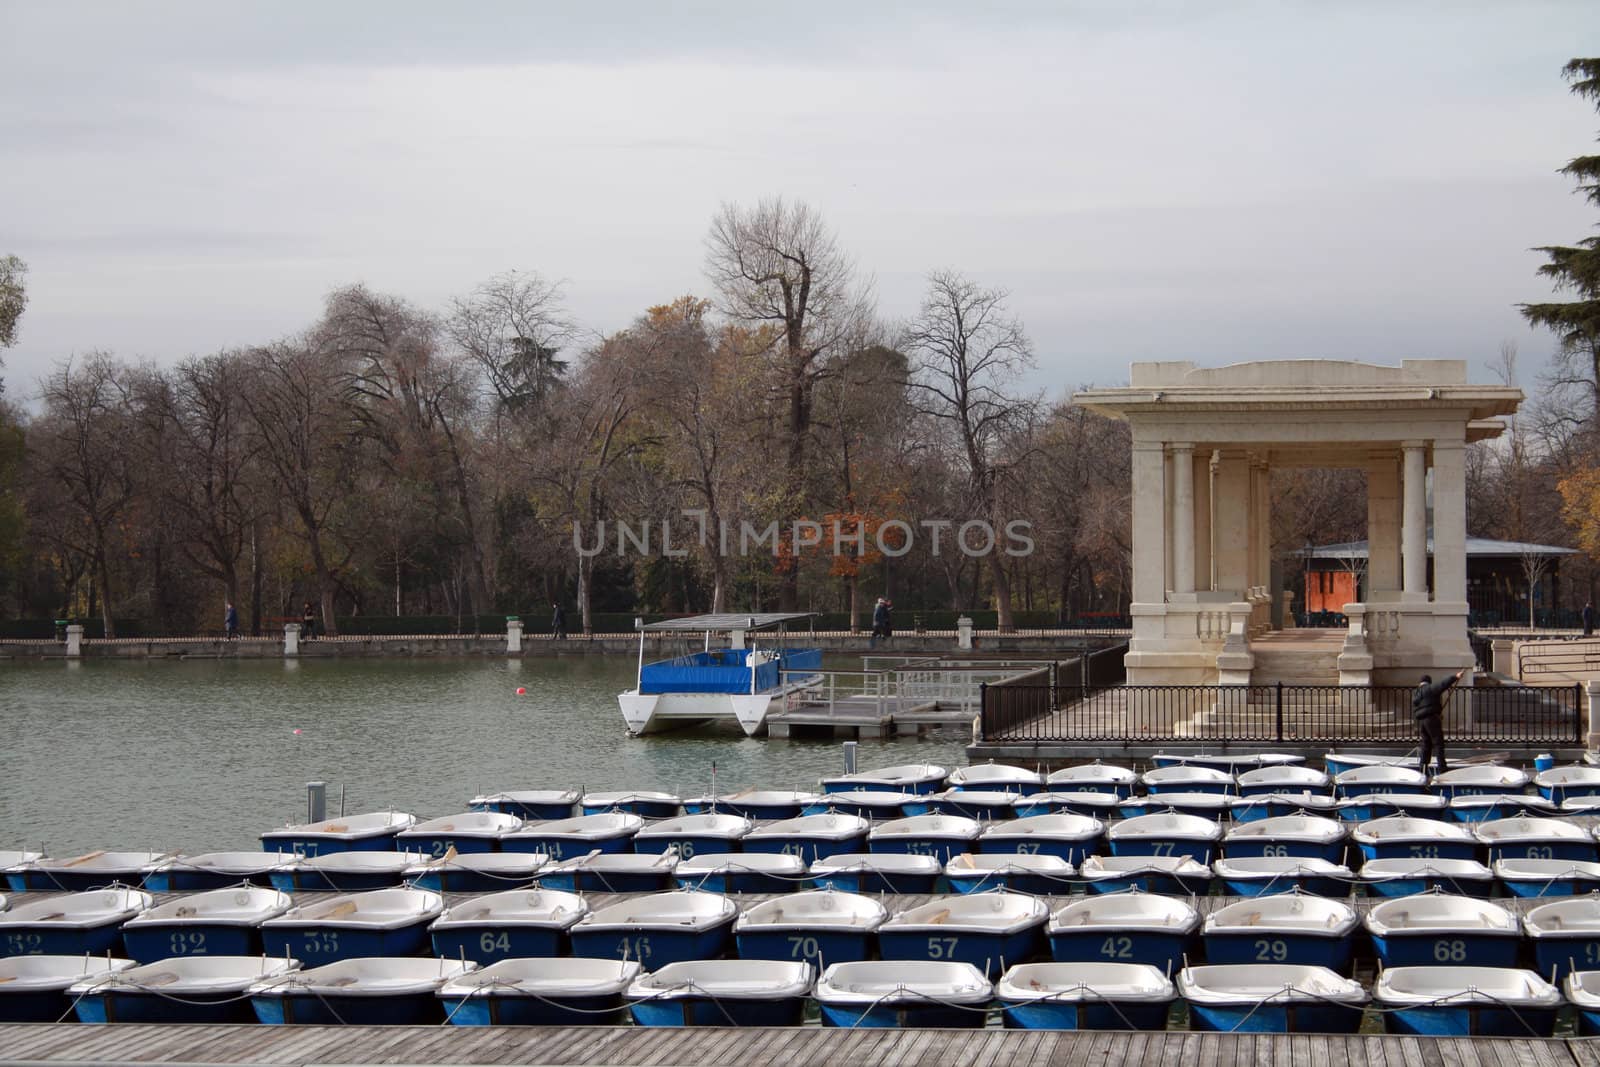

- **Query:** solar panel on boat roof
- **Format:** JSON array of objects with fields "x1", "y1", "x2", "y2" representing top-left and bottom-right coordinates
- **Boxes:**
[{"x1": 640, "y1": 612, "x2": 818, "y2": 631}]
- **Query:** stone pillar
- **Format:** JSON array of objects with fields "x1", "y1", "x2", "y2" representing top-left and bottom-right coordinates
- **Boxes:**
[
  {"x1": 65, "y1": 624, "x2": 83, "y2": 658},
  {"x1": 1131, "y1": 441, "x2": 1168, "y2": 605},
  {"x1": 1402, "y1": 441, "x2": 1428, "y2": 601},
  {"x1": 1171, "y1": 443, "x2": 1195, "y2": 595},
  {"x1": 284, "y1": 623, "x2": 300, "y2": 657},
  {"x1": 1246, "y1": 456, "x2": 1261, "y2": 598},
  {"x1": 1491, "y1": 639, "x2": 1515, "y2": 678},
  {"x1": 1254, "y1": 460, "x2": 1272, "y2": 590},
  {"x1": 1367, "y1": 455, "x2": 1402, "y2": 597},
  {"x1": 1212, "y1": 451, "x2": 1251, "y2": 598},
  {"x1": 1194, "y1": 450, "x2": 1213, "y2": 592},
  {"x1": 506, "y1": 617, "x2": 524, "y2": 654},
  {"x1": 1431, "y1": 439, "x2": 1468, "y2": 609},
  {"x1": 956, "y1": 616, "x2": 974, "y2": 650},
  {"x1": 1587, "y1": 679, "x2": 1600, "y2": 751},
  {"x1": 1281, "y1": 590, "x2": 1297, "y2": 628}
]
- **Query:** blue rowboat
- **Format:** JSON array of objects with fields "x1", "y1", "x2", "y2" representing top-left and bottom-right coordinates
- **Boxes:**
[
  {"x1": 878, "y1": 892, "x2": 1049, "y2": 978},
  {"x1": 438, "y1": 958, "x2": 638, "y2": 1026},
  {"x1": 428, "y1": 887, "x2": 587, "y2": 963},
  {"x1": 72, "y1": 956, "x2": 299, "y2": 1024},
  {"x1": 1222, "y1": 814, "x2": 1347, "y2": 864},
  {"x1": 1117, "y1": 793, "x2": 1235, "y2": 821},
  {"x1": 802, "y1": 790, "x2": 919, "y2": 820},
  {"x1": 1047, "y1": 891, "x2": 1198, "y2": 973},
  {"x1": 978, "y1": 813, "x2": 1104, "y2": 864},
  {"x1": 395, "y1": 812, "x2": 522, "y2": 857},
  {"x1": 809, "y1": 853, "x2": 941, "y2": 894},
  {"x1": 469, "y1": 789, "x2": 579, "y2": 820},
  {"x1": 819, "y1": 763, "x2": 947, "y2": 795},
  {"x1": 1140, "y1": 765, "x2": 1233, "y2": 796},
  {"x1": 579, "y1": 791, "x2": 681, "y2": 819},
  {"x1": 674, "y1": 852, "x2": 807, "y2": 893},
  {"x1": 996, "y1": 961, "x2": 1174, "y2": 1031},
  {"x1": 1352, "y1": 816, "x2": 1478, "y2": 863},
  {"x1": 1324, "y1": 752, "x2": 1414, "y2": 777},
  {"x1": 1211, "y1": 857, "x2": 1353, "y2": 898},
  {"x1": 814, "y1": 960, "x2": 990, "y2": 1028},
  {"x1": 868, "y1": 814, "x2": 981, "y2": 865},
  {"x1": 118, "y1": 886, "x2": 292, "y2": 962},
  {"x1": 1446, "y1": 794, "x2": 1556, "y2": 823},
  {"x1": 1336, "y1": 793, "x2": 1448, "y2": 822},
  {"x1": 260, "y1": 888, "x2": 444, "y2": 965},
  {"x1": 1078, "y1": 855, "x2": 1212, "y2": 896},
  {"x1": 1534, "y1": 765, "x2": 1600, "y2": 803},
  {"x1": 259, "y1": 811, "x2": 416, "y2": 858},
  {"x1": 501, "y1": 812, "x2": 642, "y2": 860},
  {"x1": 568, "y1": 891, "x2": 739, "y2": 968},
  {"x1": 537, "y1": 851, "x2": 677, "y2": 893},
  {"x1": 0, "y1": 955, "x2": 135, "y2": 1022},
  {"x1": 925, "y1": 789, "x2": 1018, "y2": 822},
  {"x1": 144, "y1": 852, "x2": 285, "y2": 891},
  {"x1": 1334, "y1": 765, "x2": 1427, "y2": 798},
  {"x1": 1045, "y1": 763, "x2": 1138, "y2": 799},
  {"x1": 1229, "y1": 794, "x2": 1339, "y2": 823},
  {"x1": 1106, "y1": 812, "x2": 1221, "y2": 860},
  {"x1": 1475, "y1": 816, "x2": 1597, "y2": 863},
  {"x1": 946, "y1": 763, "x2": 1043, "y2": 796},
  {"x1": 1201, "y1": 892, "x2": 1358, "y2": 973},
  {"x1": 1013, "y1": 791, "x2": 1122, "y2": 819},
  {"x1": 1523, "y1": 894, "x2": 1600, "y2": 979},
  {"x1": 634, "y1": 813, "x2": 753, "y2": 860},
  {"x1": 403, "y1": 852, "x2": 547, "y2": 892},
  {"x1": 249, "y1": 957, "x2": 474, "y2": 1025},
  {"x1": 0, "y1": 887, "x2": 151, "y2": 957},
  {"x1": 734, "y1": 889, "x2": 886, "y2": 967},
  {"x1": 1565, "y1": 970, "x2": 1600, "y2": 1036},
  {"x1": 1563, "y1": 796, "x2": 1600, "y2": 815},
  {"x1": 0, "y1": 851, "x2": 39, "y2": 893},
  {"x1": 1495, "y1": 858, "x2": 1600, "y2": 898},
  {"x1": 1364, "y1": 893, "x2": 1519, "y2": 967},
  {"x1": 1152, "y1": 753, "x2": 1303, "y2": 772},
  {"x1": 268, "y1": 851, "x2": 424, "y2": 893},
  {"x1": 8, "y1": 852, "x2": 169, "y2": 893},
  {"x1": 1430, "y1": 765, "x2": 1531, "y2": 799},
  {"x1": 1360, "y1": 858, "x2": 1495, "y2": 898},
  {"x1": 1376, "y1": 966, "x2": 1560, "y2": 1037},
  {"x1": 946, "y1": 853, "x2": 1074, "y2": 895},
  {"x1": 743, "y1": 813, "x2": 868, "y2": 864},
  {"x1": 1179, "y1": 964, "x2": 1367, "y2": 1033},
  {"x1": 627, "y1": 959, "x2": 812, "y2": 1027},
  {"x1": 1235, "y1": 766, "x2": 1331, "y2": 797},
  {"x1": 705, "y1": 790, "x2": 821, "y2": 820}
]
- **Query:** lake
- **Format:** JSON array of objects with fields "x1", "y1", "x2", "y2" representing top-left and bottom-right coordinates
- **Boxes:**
[{"x1": 0, "y1": 656, "x2": 973, "y2": 854}]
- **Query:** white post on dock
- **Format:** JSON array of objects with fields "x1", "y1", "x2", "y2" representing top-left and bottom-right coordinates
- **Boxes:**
[
  {"x1": 307, "y1": 781, "x2": 327, "y2": 823},
  {"x1": 956, "y1": 615, "x2": 974, "y2": 650},
  {"x1": 506, "y1": 617, "x2": 523, "y2": 654},
  {"x1": 284, "y1": 622, "x2": 300, "y2": 657},
  {"x1": 843, "y1": 740, "x2": 858, "y2": 775},
  {"x1": 65, "y1": 624, "x2": 83, "y2": 658}
]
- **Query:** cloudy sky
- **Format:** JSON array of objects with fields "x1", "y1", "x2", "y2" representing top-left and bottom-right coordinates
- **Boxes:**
[{"x1": 2, "y1": 1, "x2": 1597, "y2": 399}]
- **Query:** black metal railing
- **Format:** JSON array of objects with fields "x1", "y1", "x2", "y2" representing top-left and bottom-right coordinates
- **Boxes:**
[{"x1": 979, "y1": 681, "x2": 1583, "y2": 745}]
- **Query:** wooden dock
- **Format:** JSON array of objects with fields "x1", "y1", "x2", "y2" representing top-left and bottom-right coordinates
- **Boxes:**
[{"x1": 0, "y1": 1023, "x2": 1593, "y2": 1066}]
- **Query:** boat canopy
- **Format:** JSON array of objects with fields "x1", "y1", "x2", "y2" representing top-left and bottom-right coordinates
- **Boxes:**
[{"x1": 640, "y1": 612, "x2": 817, "y2": 632}]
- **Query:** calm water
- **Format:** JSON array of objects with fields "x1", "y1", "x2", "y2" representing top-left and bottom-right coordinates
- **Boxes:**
[{"x1": 0, "y1": 656, "x2": 972, "y2": 854}]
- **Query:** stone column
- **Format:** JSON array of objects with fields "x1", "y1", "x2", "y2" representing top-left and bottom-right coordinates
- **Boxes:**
[
  {"x1": 1171, "y1": 443, "x2": 1195, "y2": 595},
  {"x1": 1194, "y1": 450, "x2": 1213, "y2": 592},
  {"x1": 1431, "y1": 439, "x2": 1468, "y2": 608},
  {"x1": 1245, "y1": 455, "x2": 1261, "y2": 597},
  {"x1": 1254, "y1": 459, "x2": 1272, "y2": 590},
  {"x1": 1131, "y1": 441, "x2": 1169, "y2": 605},
  {"x1": 284, "y1": 623, "x2": 300, "y2": 657},
  {"x1": 1367, "y1": 455, "x2": 1402, "y2": 597},
  {"x1": 1402, "y1": 441, "x2": 1428, "y2": 601},
  {"x1": 506, "y1": 617, "x2": 524, "y2": 654},
  {"x1": 65, "y1": 624, "x2": 83, "y2": 658},
  {"x1": 1212, "y1": 451, "x2": 1251, "y2": 599}
]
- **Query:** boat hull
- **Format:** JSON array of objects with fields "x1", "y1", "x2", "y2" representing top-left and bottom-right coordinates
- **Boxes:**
[
  {"x1": 868, "y1": 836, "x2": 976, "y2": 865},
  {"x1": 1530, "y1": 937, "x2": 1600, "y2": 980},
  {"x1": 430, "y1": 925, "x2": 566, "y2": 964},
  {"x1": 408, "y1": 868, "x2": 541, "y2": 893},
  {"x1": 1188, "y1": 1001, "x2": 1364, "y2": 1034},
  {"x1": 258, "y1": 833, "x2": 397, "y2": 858},
  {"x1": 473, "y1": 798, "x2": 576, "y2": 820},
  {"x1": 539, "y1": 869, "x2": 675, "y2": 894},
  {"x1": 1501, "y1": 873, "x2": 1600, "y2": 898},
  {"x1": 568, "y1": 925, "x2": 733, "y2": 969},
  {"x1": 819, "y1": 1001, "x2": 986, "y2": 1028},
  {"x1": 0, "y1": 923, "x2": 124, "y2": 958},
  {"x1": 878, "y1": 928, "x2": 1042, "y2": 978},
  {"x1": 1001, "y1": 999, "x2": 1170, "y2": 1031},
  {"x1": 268, "y1": 869, "x2": 407, "y2": 893},
  {"x1": 144, "y1": 868, "x2": 277, "y2": 892},
  {"x1": 947, "y1": 870, "x2": 1070, "y2": 895},
  {"x1": 0, "y1": 989, "x2": 77, "y2": 1023},
  {"x1": 580, "y1": 800, "x2": 680, "y2": 819},
  {"x1": 809, "y1": 868, "x2": 938, "y2": 894},
  {"x1": 1218, "y1": 874, "x2": 1347, "y2": 898},
  {"x1": 673, "y1": 870, "x2": 796, "y2": 894},
  {"x1": 1203, "y1": 932, "x2": 1353, "y2": 974},
  {"x1": 252, "y1": 990, "x2": 443, "y2": 1025},
  {"x1": 629, "y1": 994, "x2": 807, "y2": 1027},
  {"x1": 735, "y1": 928, "x2": 873, "y2": 967},
  {"x1": 120, "y1": 923, "x2": 260, "y2": 963},
  {"x1": 619, "y1": 690, "x2": 780, "y2": 738},
  {"x1": 76, "y1": 987, "x2": 255, "y2": 1024},
  {"x1": 1356, "y1": 840, "x2": 1479, "y2": 864},
  {"x1": 441, "y1": 991, "x2": 627, "y2": 1026},
  {"x1": 1083, "y1": 871, "x2": 1211, "y2": 896},
  {"x1": 1221, "y1": 839, "x2": 1345, "y2": 864},
  {"x1": 744, "y1": 834, "x2": 866, "y2": 865},
  {"x1": 1369, "y1": 933, "x2": 1518, "y2": 968},
  {"x1": 1048, "y1": 929, "x2": 1191, "y2": 974},
  {"x1": 1383, "y1": 1003, "x2": 1558, "y2": 1038},
  {"x1": 634, "y1": 835, "x2": 742, "y2": 861},
  {"x1": 396, "y1": 833, "x2": 500, "y2": 857},
  {"x1": 502, "y1": 833, "x2": 633, "y2": 861},
  {"x1": 261, "y1": 921, "x2": 432, "y2": 965},
  {"x1": 7, "y1": 870, "x2": 148, "y2": 893},
  {"x1": 1483, "y1": 841, "x2": 1597, "y2": 863},
  {"x1": 979, "y1": 836, "x2": 1102, "y2": 865},
  {"x1": 1106, "y1": 837, "x2": 1217, "y2": 861}
]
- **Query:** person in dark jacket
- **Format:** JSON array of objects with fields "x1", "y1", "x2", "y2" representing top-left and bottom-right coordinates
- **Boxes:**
[
  {"x1": 224, "y1": 601, "x2": 238, "y2": 640},
  {"x1": 1413, "y1": 669, "x2": 1465, "y2": 777},
  {"x1": 1584, "y1": 601, "x2": 1594, "y2": 638},
  {"x1": 301, "y1": 600, "x2": 316, "y2": 641},
  {"x1": 552, "y1": 602, "x2": 567, "y2": 640},
  {"x1": 870, "y1": 597, "x2": 889, "y2": 647}
]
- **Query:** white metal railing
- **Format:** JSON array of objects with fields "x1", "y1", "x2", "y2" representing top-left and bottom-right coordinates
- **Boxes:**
[{"x1": 778, "y1": 660, "x2": 1054, "y2": 719}]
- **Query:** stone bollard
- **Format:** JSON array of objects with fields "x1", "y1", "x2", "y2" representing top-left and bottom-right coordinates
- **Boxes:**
[
  {"x1": 1491, "y1": 639, "x2": 1516, "y2": 678},
  {"x1": 65, "y1": 624, "x2": 83, "y2": 658},
  {"x1": 284, "y1": 623, "x2": 300, "y2": 657},
  {"x1": 506, "y1": 617, "x2": 523, "y2": 654},
  {"x1": 956, "y1": 615, "x2": 974, "y2": 650},
  {"x1": 1587, "y1": 679, "x2": 1600, "y2": 752}
]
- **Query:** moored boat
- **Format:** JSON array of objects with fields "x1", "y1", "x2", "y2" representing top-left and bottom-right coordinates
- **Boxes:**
[
  {"x1": 249, "y1": 957, "x2": 475, "y2": 1025},
  {"x1": 1522, "y1": 893, "x2": 1600, "y2": 979},
  {"x1": 1221, "y1": 814, "x2": 1347, "y2": 864},
  {"x1": 1152, "y1": 752, "x2": 1302, "y2": 771},
  {"x1": 946, "y1": 853, "x2": 1075, "y2": 895},
  {"x1": 1564, "y1": 969, "x2": 1600, "y2": 1036},
  {"x1": 1201, "y1": 891, "x2": 1359, "y2": 973},
  {"x1": 1364, "y1": 892, "x2": 1519, "y2": 967},
  {"x1": 438, "y1": 957, "x2": 638, "y2": 1026},
  {"x1": 922, "y1": 789, "x2": 1018, "y2": 822},
  {"x1": 0, "y1": 887, "x2": 152, "y2": 956},
  {"x1": 978, "y1": 813, "x2": 1104, "y2": 864},
  {"x1": 404, "y1": 851, "x2": 548, "y2": 892},
  {"x1": 1351, "y1": 816, "x2": 1478, "y2": 863},
  {"x1": 1229, "y1": 793, "x2": 1339, "y2": 822},
  {"x1": 705, "y1": 789, "x2": 822, "y2": 820},
  {"x1": 1140, "y1": 765, "x2": 1234, "y2": 796},
  {"x1": 867, "y1": 814, "x2": 981, "y2": 864},
  {"x1": 996, "y1": 961, "x2": 1175, "y2": 1031},
  {"x1": 427, "y1": 887, "x2": 588, "y2": 962},
  {"x1": 1335, "y1": 793, "x2": 1448, "y2": 822},
  {"x1": 1474, "y1": 815, "x2": 1597, "y2": 862},
  {"x1": 626, "y1": 959, "x2": 813, "y2": 1026},
  {"x1": 501, "y1": 812, "x2": 642, "y2": 860},
  {"x1": 73, "y1": 955, "x2": 300, "y2": 1024},
  {"x1": 1047, "y1": 891, "x2": 1199, "y2": 973},
  {"x1": 1211, "y1": 856, "x2": 1353, "y2": 898},
  {"x1": 633, "y1": 813, "x2": 753, "y2": 859},
  {"x1": 1235, "y1": 765, "x2": 1331, "y2": 797},
  {"x1": 119, "y1": 885, "x2": 292, "y2": 962},
  {"x1": 1044, "y1": 763, "x2": 1138, "y2": 799},
  {"x1": 946, "y1": 762, "x2": 1043, "y2": 795},
  {"x1": 1324, "y1": 752, "x2": 1415, "y2": 776},
  {"x1": 1078, "y1": 855, "x2": 1213, "y2": 896},
  {"x1": 537, "y1": 851, "x2": 678, "y2": 893},
  {"x1": 469, "y1": 789, "x2": 579, "y2": 820},
  {"x1": 809, "y1": 853, "x2": 942, "y2": 894},
  {"x1": 1105, "y1": 812, "x2": 1221, "y2": 860},
  {"x1": 143, "y1": 851, "x2": 285, "y2": 891},
  {"x1": 1430, "y1": 765, "x2": 1531, "y2": 799},
  {"x1": 802, "y1": 790, "x2": 918, "y2": 820},
  {"x1": 1446, "y1": 794, "x2": 1556, "y2": 823},
  {"x1": 877, "y1": 892, "x2": 1049, "y2": 977},
  {"x1": 1118, "y1": 793, "x2": 1235, "y2": 821},
  {"x1": 394, "y1": 811, "x2": 522, "y2": 856},
  {"x1": 269, "y1": 850, "x2": 423, "y2": 893},
  {"x1": 1375, "y1": 966, "x2": 1560, "y2": 1037},
  {"x1": 0, "y1": 955, "x2": 136, "y2": 1022},
  {"x1": 1333, "y1": 765, "x2": 1427, "y2": 798},
  {"x1": 8, "y1": 851, "x2": 169, "y2": 892},
  {"x1": 579, "y1": 790, "x2": 681, "y2": 819},
  {"x1": 814, "y1": 960, "x2": 991, "y2": 1028},
  {"x1": 260, "y1": 887, "x2": 444, "y2": 965},
  {"x1": 733, "y1": 889, "x2": 885, "y2": 967},
  {"x1": 1495, "y1": 857, "x2": 1600, "y2": 898},
  {"x1": 1359, "y1": 858, "x2": 1495, "y2": 898},
  {"x1": 1179, "y1": 964, "x2": 1367, "y2": 1033},
  {"x1": 568, "y1": 890, "x2": 739, "y2": 968},
  {"x1": 1534, "y1": 764, "x2": 1600, "y2": 803},
  {"x1": 1012, "y1": 791, "x2": 1122, "y2": 819},
  {"x1": 819, "y1": 763, "x2": 948, "y2": 795},
  {"x1": 259, "y1": 811, "x2": 416, "y2": 858},
  {"x1": 742, "y1": 813, "x2": 868, "y2": 864},
  {"x1": 673, "y1": 852, "x2": 808, "y2": 893}
]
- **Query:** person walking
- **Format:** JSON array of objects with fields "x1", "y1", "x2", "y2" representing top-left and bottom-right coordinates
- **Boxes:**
[
  {"x1": 301, "y1": 600, "x2": 316, "y2": 642},
  {"x1": 870, "y1": 597, "x2": 889, "y2": 648},
  {"x1": 224, "y1": 601, "x2": 238, "y2": 640},
  {"x1": 1584, "y1": 601, "x2": 1595, "y2": 638},
  {"x1": 552, "y1": 601, "x2": 567, "y2": 640},
  {"x1": 1413, "y1": 669, "x2": 1465, "y2": 778}
]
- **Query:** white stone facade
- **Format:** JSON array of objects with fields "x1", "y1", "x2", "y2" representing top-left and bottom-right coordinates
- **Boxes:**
[{"x1": 1075, "y1": 360, "x2": 1520, "y2": 686}]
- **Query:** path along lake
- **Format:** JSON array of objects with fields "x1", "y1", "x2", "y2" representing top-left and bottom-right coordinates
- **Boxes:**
[{"x1": 0, "y1": 656, "x2": 972, "y2": 855}]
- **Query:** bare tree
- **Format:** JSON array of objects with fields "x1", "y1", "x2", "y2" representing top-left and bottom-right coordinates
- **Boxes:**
[
  {"x1": 448, "y1": 271, "x2": 575, "y2": 414},
  {"x1": 904, "y1": 269, "x2": 1037, "y2": 630}
]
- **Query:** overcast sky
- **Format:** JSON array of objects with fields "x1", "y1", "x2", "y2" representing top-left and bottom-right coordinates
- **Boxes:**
[{"x1": 2, "y1": 1, "x2": 1597, "y2": 400}]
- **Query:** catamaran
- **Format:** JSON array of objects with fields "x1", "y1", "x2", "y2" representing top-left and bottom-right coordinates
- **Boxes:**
[{"x1": 618, "y1": 613, "x2": 823, "y2": 736}]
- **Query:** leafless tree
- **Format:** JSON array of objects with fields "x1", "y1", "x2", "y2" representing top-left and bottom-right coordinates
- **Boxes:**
[{"x1": 448, "y1": 270, "x2": 575, "y2": 415}]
